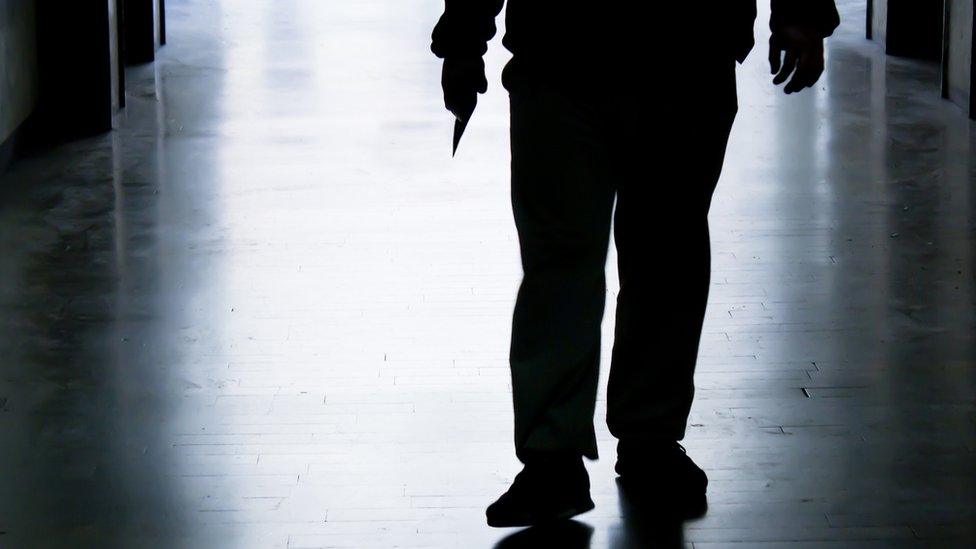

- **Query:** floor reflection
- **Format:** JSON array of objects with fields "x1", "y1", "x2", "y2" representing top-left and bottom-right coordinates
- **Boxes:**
[
  {"x1": 494, "y1": 520, "x2": 594, "y2": 549},
  {"x1": 607, "y1": 478, "x2": 692, "y2": 549}
]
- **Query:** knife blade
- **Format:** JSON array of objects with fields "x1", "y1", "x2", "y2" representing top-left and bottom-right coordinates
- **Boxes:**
[
  {"x1": 451, "y1": 97, "x2": 477, "y2": 157},
  {"x1": 452, "y1": 115, "x2": 470, "y2": 157}
]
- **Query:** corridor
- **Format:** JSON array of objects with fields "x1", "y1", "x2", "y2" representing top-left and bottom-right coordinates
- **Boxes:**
[{"x1": 0, "y1": 0, "x2": 974, "y2": 547}]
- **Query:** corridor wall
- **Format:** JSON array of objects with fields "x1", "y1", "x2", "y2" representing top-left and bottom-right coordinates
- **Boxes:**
[
  {"x1": 0, "y1": 0, "x2": 39, "y2": 169},
  {"x1": 944, "y1": 0, "x2": 974, "y2": 116}
]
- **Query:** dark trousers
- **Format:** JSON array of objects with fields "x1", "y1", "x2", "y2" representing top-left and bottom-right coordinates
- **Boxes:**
[{"x1": 507, "y1": 58, "x2": 738, "y2": 462}]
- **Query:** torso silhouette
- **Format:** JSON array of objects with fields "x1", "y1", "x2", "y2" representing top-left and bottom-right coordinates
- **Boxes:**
[{"x1": 432, "y1": 0, "x2": 839, "y2": 93}]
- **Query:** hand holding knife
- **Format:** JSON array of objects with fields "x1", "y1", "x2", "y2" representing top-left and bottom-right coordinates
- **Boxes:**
[{"x1": 441, "y1": 57, "x2": 487, "y2": 156}]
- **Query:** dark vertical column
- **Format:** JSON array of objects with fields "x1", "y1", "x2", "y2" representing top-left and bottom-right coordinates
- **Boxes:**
[
  {"x1": 970, "y1": 11, "x2": 976, "y2": 118},
  {"x1": 942, "y1": 1, "x2": 951, "y2": 99},
  {"x1": 866, "y1": 0, "x2": 874, "y2": 40},
  {"x1": 109, "y1": 0, "x2": 122, "y2": 113},
  {"x1": 117, "y1": 0, "x2": 127, "y2": 108},
  {"x1": 871, "y1": 0, "x2": 944, "y2": 60},
  {"x1": 158, "y1": 0, "x2": 166, "y2": 46},
  {"x1": 32, "y1": 0, "x2": 121, "y2": 141},
  {"x1": 123, "y1": 0, "x2": 156, "y2": 65}
]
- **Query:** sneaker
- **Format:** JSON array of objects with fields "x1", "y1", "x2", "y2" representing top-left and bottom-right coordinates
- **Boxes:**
[
  {"x1": 486, "y1": 453, "x2": 595, "y2": 527},
  {"x1": 615, "y1": 440, "x2": 708, "y2": 517}
]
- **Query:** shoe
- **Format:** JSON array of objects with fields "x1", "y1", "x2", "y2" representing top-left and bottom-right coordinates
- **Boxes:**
[
  {"x1": 614, "y1": 440, "x2": 708, "y2": 518},
  {"x1": 486, "y1": 453, "x2": 595, "y2": 527}
]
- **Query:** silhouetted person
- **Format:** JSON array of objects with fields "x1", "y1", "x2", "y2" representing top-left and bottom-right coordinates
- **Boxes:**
[{"x1": 432, "y1": 0, "x2": 840, "y2": 527}]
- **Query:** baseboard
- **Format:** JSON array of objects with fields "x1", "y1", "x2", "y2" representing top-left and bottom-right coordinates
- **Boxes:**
[
  {"x1": 0, "y1": 110, "x2": 47, "y2": 177},
  {"x1": 0, "y1": 121, "x2": 26, "y2": 176},
  {"x1": 947, "y1": 83, "x2": 973, "y2": 119}
]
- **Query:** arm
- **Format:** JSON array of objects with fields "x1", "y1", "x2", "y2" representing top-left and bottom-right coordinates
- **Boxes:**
[
  {"x1": 768, "y1": 0, "x2": 840, "y2": 94},
  {"x1": 770, "y1": 0, "x2": 840, "y2": 40},
  {"x1": 430, "y1": 0, "x2": 504, "y2": 120},
  {"x1": 431, "y1": 0, "x2": 504, "y2": 59}
]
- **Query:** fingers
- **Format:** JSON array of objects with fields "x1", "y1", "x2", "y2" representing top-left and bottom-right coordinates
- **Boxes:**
[
  {"x1": 784, "y1": 51, "x2": 825, "y2": 94},
  {"x1": 773, "y1": 49, "x2": 798, "y2": 86},
  {"x1": 444, "y1": 88, "x2": 476, "y2": 120},
  {"x1": 770, "y1": 28, "x2": 827, "y2": 95},
  {"x1": 442, "y1": 74, "x2": 477, "y2": 119},
  {"x1": 768, "y1": 36, "x2": 783, "y2": 74},
  {"x1": 441, "y1": 58, "x2": 486, "y2": 116}
]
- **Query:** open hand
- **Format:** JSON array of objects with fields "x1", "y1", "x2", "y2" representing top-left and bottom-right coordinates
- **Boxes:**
[{"x1": 769, "y1": 25, "x2": 826, "y2": 94}]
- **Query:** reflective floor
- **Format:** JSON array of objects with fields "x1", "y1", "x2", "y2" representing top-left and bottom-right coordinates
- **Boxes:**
[{"x1": 1, "y1": 0, "x2": 975, "y2": 547}]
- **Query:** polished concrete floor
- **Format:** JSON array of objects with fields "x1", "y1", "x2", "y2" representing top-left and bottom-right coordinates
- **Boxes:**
[{"x1": 1, "y1": 1, "x2": 975, "y2": 547}]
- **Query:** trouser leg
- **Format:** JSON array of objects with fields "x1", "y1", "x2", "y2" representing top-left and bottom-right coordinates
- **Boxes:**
[
  {"x1": 508, "y1": 84, "x2": 614, "y2": 462},
  {"x1": 606, "y1": 59, "x2": 739, "y2": 445}
]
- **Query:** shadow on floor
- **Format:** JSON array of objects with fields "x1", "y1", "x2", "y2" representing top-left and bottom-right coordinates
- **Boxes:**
[
  {"x1": 493, "y1": 519, "x2": 594, "y2": 548},
  {"x1": 492, "y1": 478, "x2": 704, "y2": 549},
  {"x1": 608, "y1": 477, "x2": 698, "y2": 549}
]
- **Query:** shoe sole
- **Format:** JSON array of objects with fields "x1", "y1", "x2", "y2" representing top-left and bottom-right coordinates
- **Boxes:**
[
  {"x1": 615, "y1": 476, "x2": 708, "y2": 519},
  {"x1": 486, "y1": 499, "x2": 595, "y2": 528}
]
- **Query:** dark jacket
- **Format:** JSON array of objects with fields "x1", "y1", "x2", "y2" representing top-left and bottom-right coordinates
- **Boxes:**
[{"x1": 431, "y1": 1, "x2": 840, "y2": 91}]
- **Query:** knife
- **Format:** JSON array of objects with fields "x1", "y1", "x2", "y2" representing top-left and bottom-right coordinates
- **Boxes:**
[
  {"x1": 452, "y1": 117, "x2": 470, "y2": 157},
  {"x1": 451, "y1": 99, "x2": 477, "y2": 157}
]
